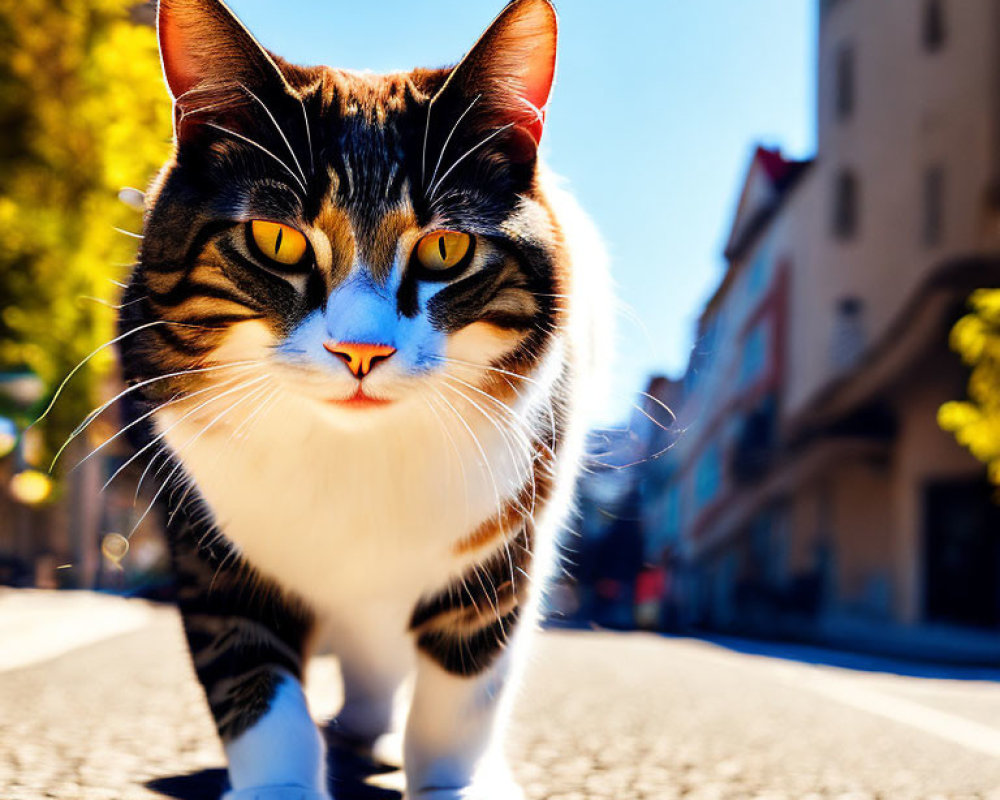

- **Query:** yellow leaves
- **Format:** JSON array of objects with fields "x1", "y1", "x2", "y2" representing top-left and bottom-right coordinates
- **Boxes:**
[
  {"x1": 941, "y1": 289, "x2": 1000, "y2": 485},
  {"x1": 0, "y1": 0, "x2": 171, "y2": 459}
]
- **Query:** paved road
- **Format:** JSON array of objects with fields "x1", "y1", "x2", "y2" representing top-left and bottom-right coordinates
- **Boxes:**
[{"x1": 4, "y1": 591, "x2": 1000, "y2": 799}]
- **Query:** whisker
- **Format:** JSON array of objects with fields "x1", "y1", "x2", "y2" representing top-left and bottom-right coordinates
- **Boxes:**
[
  {"x1": 432, "y1": 386, "x2": 506, "y2": 531},
  {"x1": 236, "y1": 82, "x2": 309, "y2": 186},
  {"x1": 429, "y1": 122, "x2": 516, "y2": 200},
  {"x1": 148, "y1": 381, "x2": 270, "y2": 500},
  {"x1": 423, "y1": 393, "x2": 472, "y2": 525},
  {"x1": 428, "y1": 94, "x2": 481, "y2": 191},
  {"x1": 131, "y1": 381, "x2": 266, "y2": 538},
  {"x1": 440, "y1": 382, "x2": 533, "y2": 519},
  {"x1": 73, "y1": 368, "x2": 257, "y2": 473},
  {"x1": 204, "y1": 122, "x2": 308, "y2": 195},
  {"x1": 635, "y1": 391, "x2": 677, "y2": 429},
  {"x1": 429, "y1": 354, "x2": 541, "y2": 387},
  {"x1": 106, "y1": 374, "x2": 267, "y2": 494},
  {"x1": 78, "y1": 295, "x2": 146, "y2": 311},
  {"x1": 32, "y1": 320, "x2": 207, "y2": 433},
  {"x1": 297, "y1": 92, "x2": 315, "y2": 174},
  {"x1": 49, "y1": 360, "x2": 258, "y2": 471}
]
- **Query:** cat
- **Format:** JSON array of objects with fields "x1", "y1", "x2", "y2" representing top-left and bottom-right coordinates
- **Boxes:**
[{"x1": 117, "y1": 0, "x2": 608, "y2": 798}]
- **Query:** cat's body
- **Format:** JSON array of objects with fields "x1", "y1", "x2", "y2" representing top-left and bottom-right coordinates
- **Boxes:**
[{"x1": 118, "y1": 2, "x2": 608, "y2": 798}]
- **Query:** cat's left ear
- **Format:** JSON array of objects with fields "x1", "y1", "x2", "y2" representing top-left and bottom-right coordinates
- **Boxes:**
[
  {"x1": 432, "y1": 0, "x2": 558, "y2": 163},
  {"x1": 157, "y1": 0, "x2": 291, "y2": 137}
]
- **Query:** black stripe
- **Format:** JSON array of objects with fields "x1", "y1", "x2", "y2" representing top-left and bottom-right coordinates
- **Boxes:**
[
  {"x1": 410, "y1": 528, "x2": 530, "y2": 631},
  {"x1": 151, "y1": 279, "x2": 262, "y2": 310},
  {"x1": 416, "y1": 608, "x2": 521, "y2": 677},
  {"x1": 152, "y1": 322, "x2": 216, "y2": 356}
]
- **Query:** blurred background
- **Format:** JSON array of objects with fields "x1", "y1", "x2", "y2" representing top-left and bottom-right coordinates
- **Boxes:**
[{"x1": 1, "y1": 0, "x2": 1000, "y2": 669}]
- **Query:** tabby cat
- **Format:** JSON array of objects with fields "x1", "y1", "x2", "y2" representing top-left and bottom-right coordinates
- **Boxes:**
[{"x1": 118, "y1": 0, "x2": 607, "y2": 797}]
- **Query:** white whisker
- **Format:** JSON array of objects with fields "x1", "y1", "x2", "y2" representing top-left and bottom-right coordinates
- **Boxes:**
[
  {"x1": 428, "y1": 94, "x2": 480, "y2": 191},
  {"x1": 237, "y1": 82, "x2": 309, "y2": 186},
  {"x1": 429, "y1": 122, "x2": 516, "y2": 200},
  {"x1": 50, "y1": 361, "x2": 258, "y2": 471},
  {"x1": 131, "y1": 381, "x2": 268, "y2": 538},
  {"x1": 204, "y1": 122, "x2": 308, "y2": 195},
  {"x1": 32, "y1": 320, "x2": 206, "y2": 434},
  {"x1": 108, "y1": 374, "x2": 267, "y2": 494}
]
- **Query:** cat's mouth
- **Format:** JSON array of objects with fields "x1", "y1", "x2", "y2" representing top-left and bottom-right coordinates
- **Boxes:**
[{"x1": 327, "y1": 387, "x2": 394, "y2": 409}]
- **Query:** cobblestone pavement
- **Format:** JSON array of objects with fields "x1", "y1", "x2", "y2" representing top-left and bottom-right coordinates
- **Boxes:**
[{"x1": 5, "y1": 591, "x2": 1000, "y2": 799}]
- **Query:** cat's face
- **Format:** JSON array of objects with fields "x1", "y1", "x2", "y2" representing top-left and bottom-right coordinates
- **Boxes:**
[{"x1": 122, "y1": 0, "x2": 567, "y2": 424}]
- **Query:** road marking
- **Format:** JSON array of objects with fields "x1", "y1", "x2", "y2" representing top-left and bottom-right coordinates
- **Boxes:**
[
  {"x1": 788, "y1": 668, "x2": 1000, "y2": 758},
  {"x1": 675, "y1": 637, "x2": 1000, "y2": 759},
  {"x1": 0, "y1": 590, "x2": 153, "y2": 672}
]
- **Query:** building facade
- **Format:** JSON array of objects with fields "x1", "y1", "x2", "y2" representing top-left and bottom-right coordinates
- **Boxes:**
[{"x1": 647, "y1": 0, "x2": 1000, "y2": 657}]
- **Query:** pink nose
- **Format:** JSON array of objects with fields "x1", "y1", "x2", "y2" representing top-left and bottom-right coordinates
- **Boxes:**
[{"x1": 323, "y1": 341, "x2": 397, "y2": 378}]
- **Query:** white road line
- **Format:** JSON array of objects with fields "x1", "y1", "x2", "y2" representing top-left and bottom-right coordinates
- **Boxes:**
[
  {"x1": 786, "y1": 668, "x2": 1000, "y2": 758},
  {"x1": 0, "y1": 590, "x2": 153, "y2": 672},
  {"x1": 680, "y1": 638, "x2": 1000, "y2": 759}
]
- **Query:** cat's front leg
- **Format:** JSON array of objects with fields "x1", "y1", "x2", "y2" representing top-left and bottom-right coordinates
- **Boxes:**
[
  {"x1": 404, "y1": 534, "x2": 532, "y2": 800},
  {"x1": 222, "y1": 671, "x2": 330, "y2": 800},
  {"x1": 404, "y1": 652, "x2": 525, "y2": 800},
  {"x1": 171, "y1": 534, "x2": 330, "y2": 800}
]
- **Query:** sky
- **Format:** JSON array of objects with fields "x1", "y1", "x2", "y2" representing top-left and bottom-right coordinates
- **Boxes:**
[{"x1": 226, "y1": 0, "x2": 817, "y2": 423}]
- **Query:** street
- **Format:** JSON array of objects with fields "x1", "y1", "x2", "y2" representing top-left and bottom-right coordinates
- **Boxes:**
[{"x1": 3, "y1": 592, "x2": 1000, "y2": 799}]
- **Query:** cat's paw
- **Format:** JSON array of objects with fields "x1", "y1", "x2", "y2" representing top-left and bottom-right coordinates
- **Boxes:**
[
  {"x1": 407, "y1": 790, "x2": 524, "y2": 800},
  {"x1": 407, "y1": 778, "x2": 525, "y2": 800},
  {"x1": 222, "y1": 784, "x2": 332, "y2": 800}
]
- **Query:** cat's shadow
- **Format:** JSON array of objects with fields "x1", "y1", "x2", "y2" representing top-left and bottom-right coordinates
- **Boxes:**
[{"x1": 146, "y1": 728, "x2": 403, "y2": 800}]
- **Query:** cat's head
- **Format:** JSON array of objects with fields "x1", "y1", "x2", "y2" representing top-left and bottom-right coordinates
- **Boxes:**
[{"x1": 122, "y1": 0, "x2": 569, "y2": 428}]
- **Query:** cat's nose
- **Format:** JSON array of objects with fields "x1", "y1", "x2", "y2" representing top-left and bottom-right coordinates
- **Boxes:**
[{"x1": 323, "y1": 341, "x2": 397, "y2": 379}]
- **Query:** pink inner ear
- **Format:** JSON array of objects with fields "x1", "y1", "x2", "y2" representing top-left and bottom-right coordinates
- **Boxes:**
[
  {"x1": 512, "y1": 7, "x2": 556, "y2": 147},
  {"x1": 159, "y1": 14, "x2": 202, "y2": 99},
  {"x1": 520, "y1": 63, "x2": 554, "y2": 145}
]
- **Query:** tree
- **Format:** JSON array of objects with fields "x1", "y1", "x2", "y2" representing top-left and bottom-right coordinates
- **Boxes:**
[
  {"x1": 939, "y1": 289, "x2": 1000, "y2": 485},
  {"x1": 0, "y1": 0, "x2": 170, "y2": 459}
]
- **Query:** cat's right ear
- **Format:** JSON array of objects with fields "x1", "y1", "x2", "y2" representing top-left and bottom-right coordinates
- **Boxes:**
[{"x1": 157, "y1": 0, "x2": 289, "y2": 134}]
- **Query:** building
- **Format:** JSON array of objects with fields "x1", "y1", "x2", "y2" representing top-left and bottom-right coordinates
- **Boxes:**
[{"x1": 646, "y1": 0, "x2": 1000, "y2": 658}]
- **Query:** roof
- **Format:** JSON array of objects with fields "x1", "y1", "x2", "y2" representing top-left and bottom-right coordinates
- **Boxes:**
[
  {"x1": 723, "y1": 146, "x2": 813, "y2": 263},
  {"x1": 693, "y1": 147, "x2": 812, "y2": 330}
]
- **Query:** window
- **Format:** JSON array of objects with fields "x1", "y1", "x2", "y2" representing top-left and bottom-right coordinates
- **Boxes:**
[
  {"x1": 746, "y1": 251, "x2": 769, "y2": 298},
  {"x1": 694, "y1": 443, "x2": 722, "y2": 510},
  {"x1": 831, "y1": 296, "x2": 865, "y2": 369},
  {"x1": 832, "y1": 170, "x2": 859, "y2": 239},
  {"x1": 739, "y1": 323, "x2": 769, "y2": 387},
  {"x1": 923, "y1": 0, "x2": 946, "y2": 52},
  {"x1": 923, "y1": 165, "x2": 944, "y2": 246},
  {"x1": 835, "y1": 45, "x2": 855, "y2": 121}
]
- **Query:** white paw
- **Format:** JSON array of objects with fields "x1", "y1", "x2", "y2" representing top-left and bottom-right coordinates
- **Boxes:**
[
  {"x1": 407, "y1": 776, "x2": 525, "y2": 800},
  {"x1": 408, "y1": 790, "x2": 523, "y2": 800},
  {"x1": 222, "y1": 784, "x2": 332, "y2": 800}
]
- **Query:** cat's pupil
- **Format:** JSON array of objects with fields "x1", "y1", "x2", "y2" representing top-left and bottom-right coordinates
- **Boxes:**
[
  {"x1": 274, "y1": 226, "x2": 283, "y2": 255},
  {"x1": 438, "y1": 236, "x2": 448, "y2": 260}
]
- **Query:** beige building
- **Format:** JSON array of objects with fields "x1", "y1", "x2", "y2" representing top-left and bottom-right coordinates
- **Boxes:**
[{"x1": 653, "y1": 0, "x2": 1000, "y2": 655}]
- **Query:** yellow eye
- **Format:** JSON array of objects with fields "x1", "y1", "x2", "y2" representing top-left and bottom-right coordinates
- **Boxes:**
[
  {"x1": 415, "y1": 230, "x2": 473, "y2": 272},
  {"x1": 250, "y1": 220, "x2": 308, "y2": 266}
]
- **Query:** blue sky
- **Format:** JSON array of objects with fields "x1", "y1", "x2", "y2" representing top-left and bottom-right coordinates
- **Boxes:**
[{"x1": 226, "y1": 0, "x2": 817, "y2": 422}]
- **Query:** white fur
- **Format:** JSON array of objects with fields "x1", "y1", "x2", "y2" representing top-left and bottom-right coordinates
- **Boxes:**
[{"x1": 224, "y1": 672, "x2": 329, "y2": 799}]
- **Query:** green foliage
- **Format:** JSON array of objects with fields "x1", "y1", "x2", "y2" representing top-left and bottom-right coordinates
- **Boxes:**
[
  {"x1": 0, "y1": 0, "x2": 170, "y2": 456},
  {"x1": 939, "y1": 289, "x2": 1000, "y2": 485}
]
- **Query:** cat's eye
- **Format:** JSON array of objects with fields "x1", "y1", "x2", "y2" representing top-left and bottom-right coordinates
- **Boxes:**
[
  {"x1": 249, "y1": 220, "x2": 308, "y2": 266},
  {"x1": 414, "y1": 230, "x2": 474, "y2": 273}
]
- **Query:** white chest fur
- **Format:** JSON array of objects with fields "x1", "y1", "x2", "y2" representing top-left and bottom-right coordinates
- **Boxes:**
[{"x1": 156, "y1": 386, "x2": 534, "y2": 623}]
